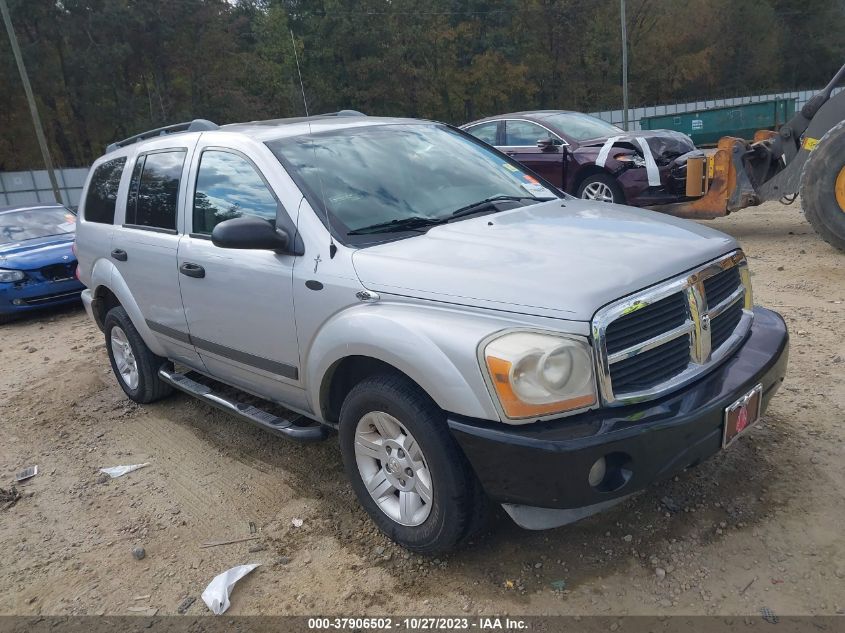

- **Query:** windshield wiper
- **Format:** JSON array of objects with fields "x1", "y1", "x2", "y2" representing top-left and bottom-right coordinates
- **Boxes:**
[
  {"x1": 346, "y1": 215, "x2": 447, "y2": 235},
  {"x1": 449, "y1": 195, "x2": 554, "y2": 220}
]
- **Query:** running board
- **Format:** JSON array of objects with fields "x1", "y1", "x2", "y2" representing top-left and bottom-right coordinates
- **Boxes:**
[{"x1": 158, "y1": 368, "x2": 329, "y2": 442}]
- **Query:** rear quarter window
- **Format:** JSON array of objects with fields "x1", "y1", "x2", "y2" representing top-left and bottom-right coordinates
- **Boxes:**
[{"x1": 83, "y1": 158, "x2": 126, "y2": 224}]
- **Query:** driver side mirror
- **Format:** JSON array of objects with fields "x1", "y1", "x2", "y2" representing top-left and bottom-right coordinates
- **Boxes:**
[
  {"x1": 211, "y1": 216, "x2": 292, "y2": 252},
  {"x1": 537, "y1": 137, "x2": 563, "y2": 153}
]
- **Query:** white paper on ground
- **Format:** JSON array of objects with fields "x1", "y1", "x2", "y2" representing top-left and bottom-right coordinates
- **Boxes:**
[
  {"x1": 99, "y1": 463, "x2": 150, "y2": 478},
  {"x1": 201, "y1": 564, "x2": 260, "y2": 615}
]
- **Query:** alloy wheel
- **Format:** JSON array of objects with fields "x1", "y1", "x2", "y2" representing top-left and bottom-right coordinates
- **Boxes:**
[
  {"x1": 582, "y1": 181, "x2": 615, "y2": 203},
  {"x1": 110, "y1": 326, "x2": 139, "y2": 390},
  {"x1": 354, "y1": 411, "x2": 433, "y2": 526}
]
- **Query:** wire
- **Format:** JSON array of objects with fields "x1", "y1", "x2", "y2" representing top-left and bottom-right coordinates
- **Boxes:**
[{"x1": 290, "y1": 29, "x2": 336, "y2": 257}]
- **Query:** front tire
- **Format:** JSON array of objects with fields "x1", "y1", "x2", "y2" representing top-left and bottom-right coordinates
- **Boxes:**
[
  {"x1": 578, "y1": 172, "x2": 625, "y2": 204},
  {"x1": 104, "y1": 306, "x2": 173, "y2": 404},
  {"x1": 801, "y1": 120, "x2": 845, "y2": 252},
  {"x1": 338, "y1": 374, "x2": 487, "y2": 554}
]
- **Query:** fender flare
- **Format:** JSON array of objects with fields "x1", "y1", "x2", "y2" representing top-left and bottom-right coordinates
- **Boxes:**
[
  {"x1": 305, "y1": 304, "x2": 502, "y2": 423},
  {"x1": 91, "y1": 258, "x2": 169, "y2": 357}
]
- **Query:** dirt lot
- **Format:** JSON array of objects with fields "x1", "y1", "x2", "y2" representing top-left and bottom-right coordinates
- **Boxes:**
[{"x1": 0, "y1": 200, "x2": 843, "y2": 618}]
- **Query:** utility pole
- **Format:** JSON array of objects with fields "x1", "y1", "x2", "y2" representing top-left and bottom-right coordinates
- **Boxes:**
[
  {"x1": 0, "y1": 0, "x2": 63, "y2": 204},
  {"x1": 620, "y1": 0, "x2": 630, "y2": 131}
]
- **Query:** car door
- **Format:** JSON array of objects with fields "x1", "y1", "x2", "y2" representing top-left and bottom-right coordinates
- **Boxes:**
[
  {"x1": 501, "y1": 120, "x2": 566, "y2": 187},
  {"x1": 110, "y1": 142, "x2": 202, "y2": 368},
  {"x1": 177, "y1": 141, "x2": 304, "y2": 406}
]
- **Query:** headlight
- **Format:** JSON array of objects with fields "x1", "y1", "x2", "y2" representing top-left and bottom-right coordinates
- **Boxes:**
[
  {"x1": 481, "y1": 331, "x2": 597, "y2": 421},
  {"x1": 615, "y1": 153, "x2": 646, "y2": 167},
  {"x1": 0, "y1": 269, "x2": 25, "y2": 283}
]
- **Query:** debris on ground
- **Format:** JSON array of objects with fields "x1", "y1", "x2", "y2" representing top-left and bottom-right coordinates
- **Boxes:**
[
  {"x1": 15, "y1": 465, "x2": 38, "y2": 482},
  {"x1": 99, "y1": 463, "x2": 150, "y2": 478},
  {"x1": 201, "y1": 563, "x2": 260, "y2": 615},
  {"x1": 740, "y1": 577, "x2": 757, "y2": 595},
  {"x1": 127, "y1": 606, "x2": 158, "y2": 616},
  {"x1": 176, "y1": 596, "x2": 196, "y2": 614},
  {"x1": 761, "y1": 607, "x2": 779, "y2": 624},
  {"x1": 549, "y1": 579, "x2": 567, "y2": 591},
  {"x1": 0, "y1": 487, "x2": 22, "y2": 510},
  {"x1": 132, "y1": 546, "x2": 146, "y2": 561},
  {"x1": 291, "y1": 518, "x2": 304, "y2": 528},
  {"x1": 660, "y1": 496, "x2": 680, "y2": 512},
  {"x1": 199, "y1": 535, "x2": 260, "y2": 549}
]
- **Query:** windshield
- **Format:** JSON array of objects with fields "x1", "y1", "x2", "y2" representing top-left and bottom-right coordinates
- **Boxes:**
[
  {"x1": 267, "y1": 123, "x2": 558, "y2": 242},
  {"x1": 541, "y1": 112, "x2": 623, "y2": 141},
  {"x1": 0, "y1": 207, "x2": 76, "y2": 245}
]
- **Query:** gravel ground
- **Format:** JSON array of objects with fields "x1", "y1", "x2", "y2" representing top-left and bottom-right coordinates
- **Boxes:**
[{"x1": 0, "y1": 200, "x2": 843, "y2": 617}]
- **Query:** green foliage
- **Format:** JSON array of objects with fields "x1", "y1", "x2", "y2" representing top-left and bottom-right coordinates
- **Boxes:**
[{"x1": 0, "y1": 0, "x2": 842, "y2": 169}]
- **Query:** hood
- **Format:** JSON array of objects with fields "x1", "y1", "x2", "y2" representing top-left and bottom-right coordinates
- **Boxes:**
[
  {"x1": 577, "y1": 130, "x2": 696, "y2": 165},
  {"x1": 0, "y1": 233, "x2": 76, "y2": 270},
  {"x1": 351, "y1": 200, "x2": 737, "y2": 321}
]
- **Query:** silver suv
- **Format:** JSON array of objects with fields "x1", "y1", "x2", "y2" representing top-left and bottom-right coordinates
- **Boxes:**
[{"x1": 76, "y1": 114, "x2": 789, "y2": 553}]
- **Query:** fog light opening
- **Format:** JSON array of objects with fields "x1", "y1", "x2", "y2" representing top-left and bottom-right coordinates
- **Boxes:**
[
  {"x1": 588, "y1": 457, "x2": 607, "y2": 488},
  {"x1": 588, "y1": 452, "x2": 633, "y2": 493}
]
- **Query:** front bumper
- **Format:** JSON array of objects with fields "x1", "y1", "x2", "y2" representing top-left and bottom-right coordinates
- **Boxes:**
[
  {"x1": 616, "y1": 165, "x2": 691, "y2": 206},
  {"x1": 448, "y1": 307, "x2": 788, "y2": 527},
  {"x1": 0, "y1": 277, "x2": 85, "y2": 315}
]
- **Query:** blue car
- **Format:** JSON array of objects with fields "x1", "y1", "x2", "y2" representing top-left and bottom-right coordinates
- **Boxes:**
[{"x1": 0, "y1": 204, "x2": 85, "y2": 323}]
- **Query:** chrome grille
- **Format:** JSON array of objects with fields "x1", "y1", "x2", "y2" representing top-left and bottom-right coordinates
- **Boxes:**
[
  {"x1": 711, "y1": 300, "x2": 743, "y2": 350},
  {"x1": 593, "y1": 251, "x2": 753, "y2": 405},
  {"x1": 703, "y1": 266, "x2": 741, "y2": 307},
  {"x1": 609, "y1": 334, "x2": 691, "y2": 393},
  {"x1": 605, "y1": 292, "x2": 687, "y2": 355}
]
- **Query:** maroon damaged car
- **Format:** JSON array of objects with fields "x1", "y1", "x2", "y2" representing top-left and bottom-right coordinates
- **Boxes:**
[{"x1": 461, "y1": 111, "x2": 701, "y2": 206}]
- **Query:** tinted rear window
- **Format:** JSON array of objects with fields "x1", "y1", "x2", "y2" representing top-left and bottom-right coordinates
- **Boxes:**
[
  {"x1": 126, "y1": 150, "x2": 186, "y2": 230},
  {"x1": 84, "y1": 158, "x2": 126, "y2": 224}
]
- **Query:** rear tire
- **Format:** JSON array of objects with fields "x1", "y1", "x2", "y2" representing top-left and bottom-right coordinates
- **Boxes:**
[
  {"x1": 577, "y1": 172, "x2": 625, "y2": 204},
  {"x1": 338, "y1": 373, "x2": 488, "y2": 554},
  {"x1": 801, "y1": 120, "x2": 845, "y2": 252},
  {"x1": 104, "y1": 306, "x2": 173, "y2": 404}
]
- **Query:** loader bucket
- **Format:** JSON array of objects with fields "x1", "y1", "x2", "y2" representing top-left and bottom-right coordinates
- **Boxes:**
[{"x1": 651, "y1": 137, "x2": 755, "y2": 219}]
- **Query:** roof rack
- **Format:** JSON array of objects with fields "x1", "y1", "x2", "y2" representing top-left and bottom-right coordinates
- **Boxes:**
[{"x1": 105, "y1": 119, "x2": 219, "y2": 153}]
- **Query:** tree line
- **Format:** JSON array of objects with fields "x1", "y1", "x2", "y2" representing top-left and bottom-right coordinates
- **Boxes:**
[{"x1": 1, "y1": 0, "x2": 843, "y2": 170}]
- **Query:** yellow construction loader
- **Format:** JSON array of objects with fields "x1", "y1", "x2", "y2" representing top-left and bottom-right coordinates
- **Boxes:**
[{"x1": 657, "y1": 62, "x2": 845, "y2": 252}]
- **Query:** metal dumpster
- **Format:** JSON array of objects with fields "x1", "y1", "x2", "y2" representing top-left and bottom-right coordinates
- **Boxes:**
[{"x1": 640, "y1": 98, "x2": 796, "y2": 145}]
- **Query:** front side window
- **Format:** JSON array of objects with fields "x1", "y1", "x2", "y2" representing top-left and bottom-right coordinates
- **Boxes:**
[
  {"x1": 504, "y1": 120, "x2": 550, "y2": 146},
  {"x1": 84, "y1": 158, "x2": 126, "y2": 224},
  {"x1": 267, "y1": 123, "x2": 559, "y2": 244},
  {"x1": 193, "y1": 150, "x2": 278, "y2": 235},
  {"x1": 126, "y1": 150, "x2": 186, "y2": 230}
]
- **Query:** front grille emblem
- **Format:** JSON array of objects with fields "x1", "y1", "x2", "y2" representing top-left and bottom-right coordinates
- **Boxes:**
[{"x1": 687, "y1": 280, "x2": 712, "y2": 364}]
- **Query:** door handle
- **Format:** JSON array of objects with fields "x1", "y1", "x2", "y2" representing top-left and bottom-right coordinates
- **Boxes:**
[
  {"x1": 179, "y1": 262, "x2": 205, "y2": 279},
  {"x1": 111, "y1": 249, "x2": 128, "y2": 262}
]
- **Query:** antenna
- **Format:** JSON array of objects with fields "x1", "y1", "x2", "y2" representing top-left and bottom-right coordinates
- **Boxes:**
[{"x1": 290, "y1": 30, "x2": 337, "y2": 258}]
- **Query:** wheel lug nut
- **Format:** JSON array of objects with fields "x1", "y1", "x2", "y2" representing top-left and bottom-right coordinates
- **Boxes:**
[
  {"x1": 397, "y1": 449, "x2": 405, "y2": 458},
  {"x1": 386, "y1": 446, "x2": 391, "y2": 454},
  {"x1": 399, "y1": 478, "x2": 406, "y2": 486},
  {"x1": 405, "y1": 468, "x2": 413, "y2": 477}
]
